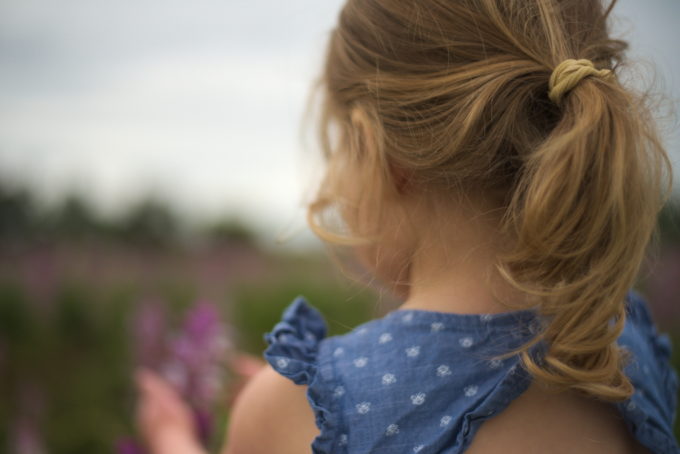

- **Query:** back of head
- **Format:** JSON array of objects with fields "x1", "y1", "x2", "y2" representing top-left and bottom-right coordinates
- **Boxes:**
[{"x1": 308, "y1": 0, "x2": 673, "y2": 401}]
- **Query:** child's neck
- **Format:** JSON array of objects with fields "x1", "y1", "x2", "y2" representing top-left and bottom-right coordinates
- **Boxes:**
[{"x1": 399, "y1": 199, "x2": 531, "y2": 315}]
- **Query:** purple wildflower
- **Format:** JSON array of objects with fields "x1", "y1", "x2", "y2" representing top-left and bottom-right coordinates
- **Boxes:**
[
  {"x1": 130, "y1": 298, "x2": 233, "y2": 449},
  {"x1": 166, "y1": 303, "x2": 231, "y2": 399},
  {"x1": 162, "y1": 301, "x2": 232, "y2": 445},
  {"x1": 133, "y1": 297, "x2": 169, "y2": 371},
  {"x1": 10, "y1": 385, "x2": 46, "y2": 454},
  {"x1": 115, "y1": 438, "x2": 146, "y2": 454},
  {"x1": 11, "y1": 418, "x2": 46, "y2": 454},
  {"x1": 22, "y1": 246, "x2": 59, "y2": 310}
]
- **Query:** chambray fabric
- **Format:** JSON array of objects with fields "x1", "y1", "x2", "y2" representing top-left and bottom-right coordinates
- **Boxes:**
[{"x1": 263, "y1": 291, "x2": 679, "y2": 454}]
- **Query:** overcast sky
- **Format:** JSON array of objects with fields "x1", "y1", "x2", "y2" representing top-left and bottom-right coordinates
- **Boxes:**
[{"x1": 0, "y1": 0, "x2": 678, "y2": 246}]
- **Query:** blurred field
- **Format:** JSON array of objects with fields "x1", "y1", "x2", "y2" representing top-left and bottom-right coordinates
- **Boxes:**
[{"x1": 0, "y1": 184, "x2": 678, "y2": 452}]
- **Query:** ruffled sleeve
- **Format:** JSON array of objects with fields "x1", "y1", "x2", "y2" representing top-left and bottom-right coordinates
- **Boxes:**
[
  {"x1": 263, "y1": 296, "x2": 327, "y2": 385},
  {"x1": 263, "y1": 296, "x2": 340, "y2": 454},
  {"x1": 616, "y1": 290, "x2": 680, "y2": 454}
]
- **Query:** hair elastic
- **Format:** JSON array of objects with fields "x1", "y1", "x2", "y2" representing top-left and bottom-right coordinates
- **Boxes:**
[{"x1": 548, "y1": 58, "x2": 612, "y2": 104}]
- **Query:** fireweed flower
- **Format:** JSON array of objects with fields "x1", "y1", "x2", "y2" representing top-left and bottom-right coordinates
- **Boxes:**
[
  {"x1": 165, "y1": 301, "x2": 233, "y2": 444},
  {"x1": 125, "y1": 299, "x2": 233, "y2": 451},
  {"x1": 115, "y1": 438, "x2": 145, "y2": 454},
  {"x1": 133, "y1": 298, "x2": 169, "y2": 371},
  {"x1": 10, "y1": 384, "x2": 46, "y2": 454}
]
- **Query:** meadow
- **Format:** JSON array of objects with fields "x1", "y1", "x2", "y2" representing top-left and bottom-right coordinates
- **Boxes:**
[{"x1": 0, "y1": 185, "x2": 678, "y2": 453}]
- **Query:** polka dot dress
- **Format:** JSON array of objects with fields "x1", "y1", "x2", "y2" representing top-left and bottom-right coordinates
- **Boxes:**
[{"x1": 264, "y1": 292, "x2": 679, "y2": 454}]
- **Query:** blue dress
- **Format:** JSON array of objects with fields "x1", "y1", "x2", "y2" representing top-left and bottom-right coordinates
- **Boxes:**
[{"x1": 263, "y1": 291, "x2": 679, "y2": 453}]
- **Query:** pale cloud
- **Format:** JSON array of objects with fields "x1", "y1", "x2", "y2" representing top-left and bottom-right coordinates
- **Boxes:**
[{"x1": 0, "y1": 0, "x2": 677, "y2": 247}]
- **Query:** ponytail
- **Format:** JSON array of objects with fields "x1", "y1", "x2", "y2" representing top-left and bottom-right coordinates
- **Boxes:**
[{"x1": 498, "y1": 60, "x2": 672, "y2": 401}]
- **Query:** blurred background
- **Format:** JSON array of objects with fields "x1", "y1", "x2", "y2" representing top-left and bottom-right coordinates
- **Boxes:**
[{"x1": 0, "y1": 0, "x2": 678, "y2": 452}]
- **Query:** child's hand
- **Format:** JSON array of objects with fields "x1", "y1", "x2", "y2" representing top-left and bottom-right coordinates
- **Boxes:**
[{"x1": 134, "y1": 368, "x2": 204, "y2": 454}]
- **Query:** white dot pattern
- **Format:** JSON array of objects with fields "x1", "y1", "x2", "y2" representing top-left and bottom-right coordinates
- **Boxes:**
[
  {"x1": 356, "y1": 402, "x2": 372, "y2": 414},
  {"x1": 382, "y1": 373, "x2": 397, "y2": 385},
  {"x1": 464, "y1": 385, "x2": 478, "y2": 397},
  {"x1": 268, "y1": 316, "x2": 530, "y2": 452},
  {"x1": 379, "y1": 333, "x2": 393, "y2": 344},
  {"x1": 431, "y1": 322, "x2": 445, "y2": 332},
  {"x1": 488, "y1": 358, "x2": 503, "y2": 369},
  {"x1": 265, "y1": 295, "x2": 664, "y2": 453},
  {"x1": 410, "y1": 392, "x2": 426, "y2": 405},
  {"x1": 436, "y1": 365, "x2": 452, "y2": 377},
  {"x1": 385, "y1": 424, "x2": 400, "y2": 436},
  {"x1": 406, "y1": 346, "x2": 421, "y2": 357},
  {"x1": 459, "y1": 337, "x2": 474, "y2": 348},
  {"x1": 354, "y1": 357, "x2": 369, "y2": 368}
]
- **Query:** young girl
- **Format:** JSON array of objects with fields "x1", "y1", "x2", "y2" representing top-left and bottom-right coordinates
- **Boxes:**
[{"x1": 136, "y1": 0, "x2": 679, "y2": 452}]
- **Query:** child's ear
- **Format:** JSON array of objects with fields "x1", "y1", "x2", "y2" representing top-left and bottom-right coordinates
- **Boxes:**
[
  {"x1": 350, "y1": 107, "x2": 412, "y2": 196},
  {"x1": 349, "y1": 106, "x2": 375, "y2": 162},
  {"x1": 388, "y1": 161, "x2": 412, "y2": 196}
]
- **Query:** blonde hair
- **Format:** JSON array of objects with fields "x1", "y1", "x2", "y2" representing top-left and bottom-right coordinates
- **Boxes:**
[{"x1": 306, "y1": 0, "x2": 673, "y2": 401}]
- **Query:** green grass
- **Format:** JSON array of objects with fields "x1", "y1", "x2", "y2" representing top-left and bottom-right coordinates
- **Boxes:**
[
  {"x1": 230, "y1": 275, "x2": 379, "y2": 355},
  {"x1": 2, "y1": 272, "x2": 679, "y2": 451}
]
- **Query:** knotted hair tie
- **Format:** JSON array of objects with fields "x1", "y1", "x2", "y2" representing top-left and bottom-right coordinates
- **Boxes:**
[{"x1": 548, "y1": 58, "x2": 612, "y2": 104}]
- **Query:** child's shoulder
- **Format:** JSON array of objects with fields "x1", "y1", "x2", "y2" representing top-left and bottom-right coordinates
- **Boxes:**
[
  {"x1": 223, "y1": 364, "x2": 318, "y2": 454},
  {"x1": 259, "y1": 294, "x2": 679, "y2": 454}
]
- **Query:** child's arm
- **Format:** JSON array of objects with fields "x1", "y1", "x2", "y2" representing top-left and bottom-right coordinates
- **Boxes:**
[
  {"x1": 221, "y1": 365, "x2": 319, "y2": 454},
  {"x1": 136, "y1": 366, "x2": 318, "y2": 454}
]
